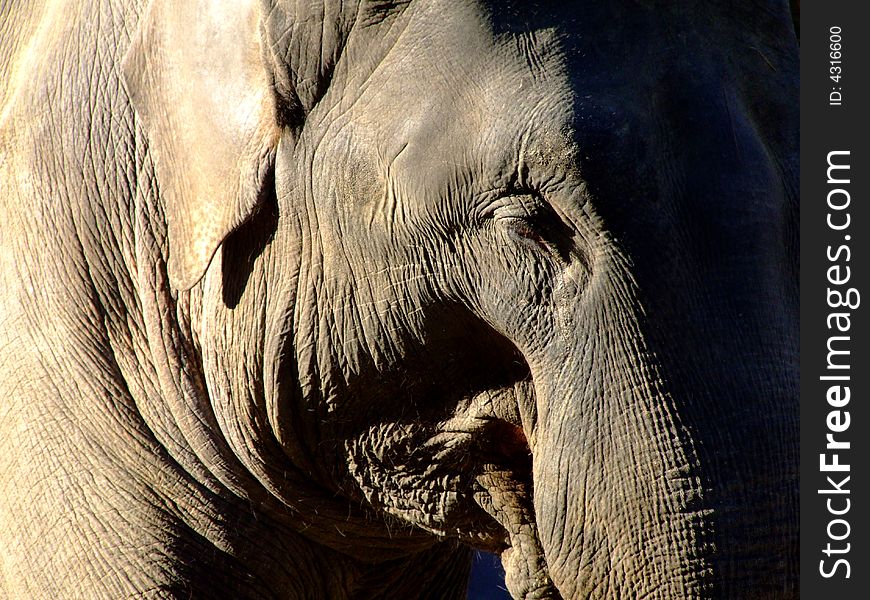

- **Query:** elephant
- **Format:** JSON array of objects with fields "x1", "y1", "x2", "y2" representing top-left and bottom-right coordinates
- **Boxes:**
[{"x1": 0, "y1": 0, "x2": 799, "y2": 598}]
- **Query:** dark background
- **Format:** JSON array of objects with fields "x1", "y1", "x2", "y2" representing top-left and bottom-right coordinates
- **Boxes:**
[{"x1": 467, "y1": 552, "x2": 511, "y2": 600}]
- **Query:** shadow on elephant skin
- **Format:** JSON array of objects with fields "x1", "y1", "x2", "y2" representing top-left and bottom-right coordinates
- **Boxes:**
[{"x1": 221, "y1": 182, "x2": 279, "y2": 309}]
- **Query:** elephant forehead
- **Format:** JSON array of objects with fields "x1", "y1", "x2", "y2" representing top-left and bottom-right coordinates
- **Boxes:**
[
  {"x1": 307, "y1": 17, "x2": 583, "y2": 208},
  {"x1": 301, "y1": 0, "x2": 793, "y2": 228}
]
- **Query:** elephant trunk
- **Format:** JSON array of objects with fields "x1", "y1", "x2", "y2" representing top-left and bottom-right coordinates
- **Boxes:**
[{"x1": 522, "y1": 259, "x2": 798, "y2": 598}]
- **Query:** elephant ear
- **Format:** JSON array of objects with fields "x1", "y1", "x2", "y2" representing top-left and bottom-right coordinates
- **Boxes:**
[{"x1": 123, "y1": 0, "x2": 280, "y2": 290}]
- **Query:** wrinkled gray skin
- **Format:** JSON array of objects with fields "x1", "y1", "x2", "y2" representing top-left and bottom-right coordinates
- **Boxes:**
[{"x1": 1, "y1": 0, "x2": 798, "y2": 598}]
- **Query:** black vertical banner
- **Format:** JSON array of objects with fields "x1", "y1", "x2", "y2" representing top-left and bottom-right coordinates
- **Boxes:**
[{"x1": 801, "y1": 2, "x2": 870, "y2": 597}]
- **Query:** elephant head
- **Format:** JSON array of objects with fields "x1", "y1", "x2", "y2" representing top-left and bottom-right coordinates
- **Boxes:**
[{"x1": 122, "y1": 0, "x2": 798, "y2": 597}]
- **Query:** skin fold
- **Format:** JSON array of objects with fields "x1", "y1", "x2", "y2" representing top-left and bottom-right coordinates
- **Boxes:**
[{"x1": 0, "y1": 0, "x2": 798, "y2": 598}]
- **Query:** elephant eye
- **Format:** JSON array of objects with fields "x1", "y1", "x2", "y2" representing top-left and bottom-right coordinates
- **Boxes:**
[
  {"x1": 505, "y1": 215, "x2": 549, "y2": 248},
  {"x1": 488, "y1": 194, "x2": 575, "y2": 261}
]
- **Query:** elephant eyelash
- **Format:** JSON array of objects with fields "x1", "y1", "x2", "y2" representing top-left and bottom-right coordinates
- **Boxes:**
[{"x1": 480, "y1": 191, "x2": 544, "y2": 221}]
